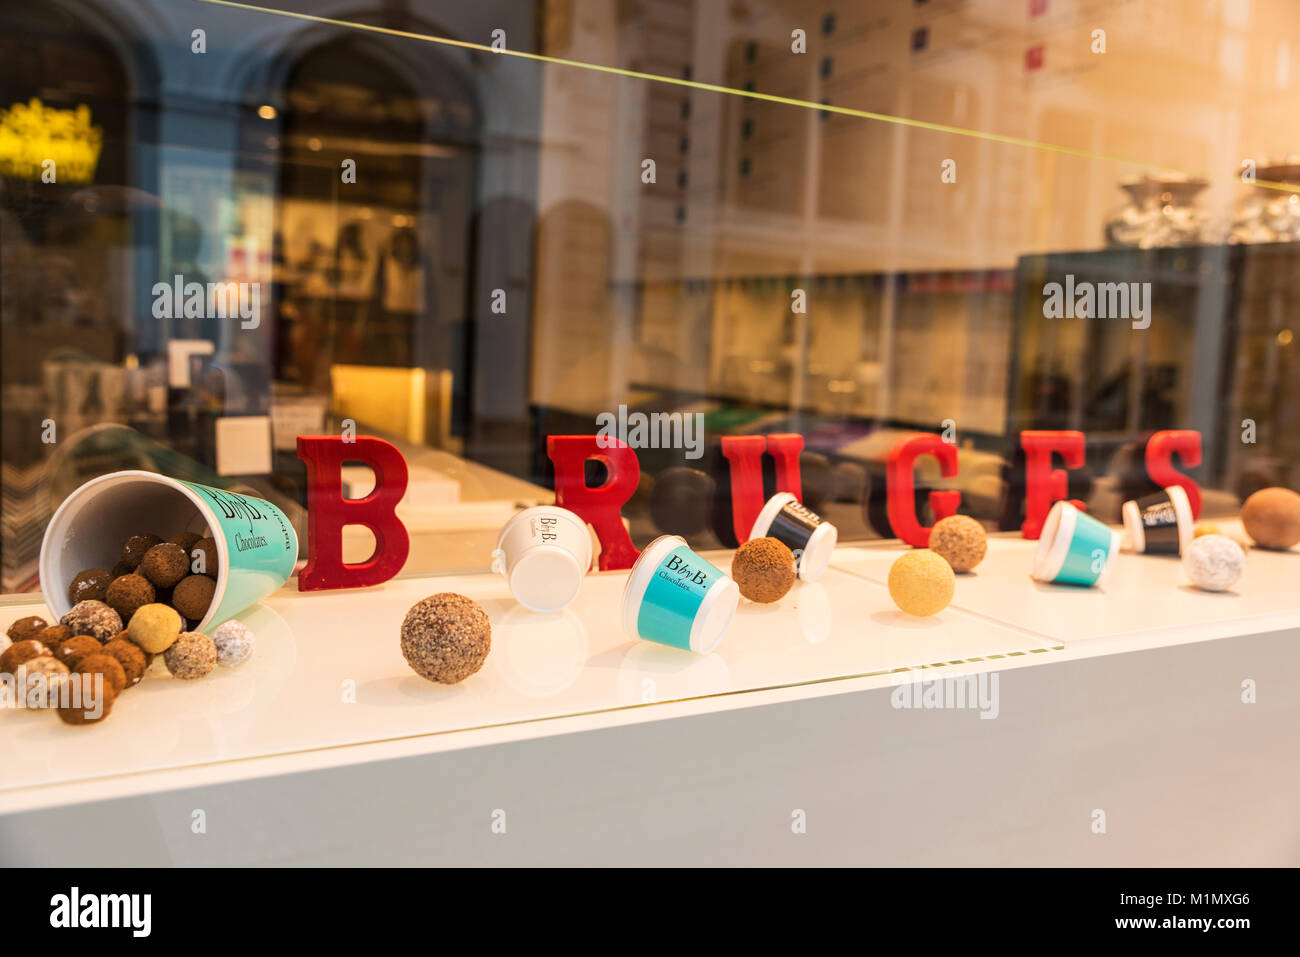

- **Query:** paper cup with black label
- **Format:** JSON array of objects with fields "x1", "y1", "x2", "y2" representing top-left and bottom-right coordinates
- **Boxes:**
[
  {"x1": 1121, "y1": 485, "x2": 1194, "y2": 556},
  {"x1": 749, "y1": 492, "x2": 838, "y2": 582},
  {"x1": 491, "y1": 505, "x2": 592, "y2": 613},
  {"x1": 1031, "y1": 500, "x2": 1120, "y2": 587},
  {"x1": 40, "y1": 470, "x2": 298, "y2": 629},
  {"x1": 621, "y1": 535, "x2": 739, "y2": 654}
]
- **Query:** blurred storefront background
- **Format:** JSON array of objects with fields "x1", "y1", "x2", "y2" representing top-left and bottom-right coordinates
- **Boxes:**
[{"x1": 2, "y1": 0, "x2": 1298, "y2": 590}]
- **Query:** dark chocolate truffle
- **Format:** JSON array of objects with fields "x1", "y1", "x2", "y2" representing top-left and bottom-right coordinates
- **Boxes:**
[
  {"x1": 400, "y1": 593, "x2": 491, "y2": 685},
  {"x1": 57, "y1": 673, "x2": 116, "y2": 725},
  {"x1": 139, "y1": 542, "x2": 189, "y2": 589},
  {"x1": 731, "y1": 537, "x2": 796, "y2": 603},
  {"x1": 60, "y1": 600, "x2": 123, "y2": 642},
  {"x1": 164, "y1": 631, "x2": 217, "y2": 680},
  {"x1": 190, "y1": 537, "x2": 219, "y2": 578},
  {"x1": 102, "y1": 637, "x2": 148, "y2": 688},
  {"x1": 54, "y1": 634, "x2": 103, "y2": 668},
  {"x1": 105, "y1": 573, "x2": 155, "y2": 623},
  {"x1": 6, "y1": 616, "x2": 47, "y2": 644},
  {"x1": 1, "y1": 639, "x2": 51, "y2": 676},
  {"x1": 110, "y1": 560, "x2": 134, "y2": 578},
  {"x1": 68, "y1": 567, "x2": 113, "y2": 605},
  {"x1": 169, "y1": 531, "x2": 203, "y2": 554},
  {"x1": 120, "y1": 532, "x2": 163, "y2": 570},
  {"x1": 76, "y1": 652, "x2": 126, "y2": 696},
  {"x1": 172, "y1": 574, "x2": 216, "y2": 622}
]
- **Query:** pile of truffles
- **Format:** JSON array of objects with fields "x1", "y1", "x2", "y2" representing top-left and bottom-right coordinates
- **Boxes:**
[{"x1": 0, "y1": 528, "x2": 256, "y2": 728}]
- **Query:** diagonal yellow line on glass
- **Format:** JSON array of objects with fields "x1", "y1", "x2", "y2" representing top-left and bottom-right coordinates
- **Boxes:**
[{"x1": 199, "y1": 0, "x2": 1300, "y2": 195}]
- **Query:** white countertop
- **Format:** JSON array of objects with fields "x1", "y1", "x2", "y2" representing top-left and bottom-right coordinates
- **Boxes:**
[{"x1": 2, "y1": 524, "x2": 1297, "y2": 813}]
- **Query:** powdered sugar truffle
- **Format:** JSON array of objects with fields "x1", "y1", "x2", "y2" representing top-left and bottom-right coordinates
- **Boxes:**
[
  {"x1": 211, "y1": 620, "x2": 255, "y2": 668},
  {"x1": 1184, "y1": 534, "x2": 1245, "y2": 592}
]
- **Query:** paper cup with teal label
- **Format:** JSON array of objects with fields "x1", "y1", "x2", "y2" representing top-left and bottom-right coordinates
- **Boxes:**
[
  {"x1": 621, "y1": 535, "x2": 739, "y2": 654},
  {"x1": 40, "y1": 470, "x2": 298, "y2": 629},
  {"x1": 1031, "y1": 500, "x2": 1119, "y2": 587}
]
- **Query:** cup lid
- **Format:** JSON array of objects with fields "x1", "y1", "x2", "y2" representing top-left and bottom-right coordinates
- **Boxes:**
[
  {"x1": 689, "y1": 576, "x2": 739, "y2": 654},
  {"x1": 798, "y1": 521, "x2": 837, "y2": 582},
  {"x1": 1031, "y1": 500, "x2": 1076, "y2": 582},
  {"x1": 509, "y1": 546, "x2": 583, "y2": 613}
]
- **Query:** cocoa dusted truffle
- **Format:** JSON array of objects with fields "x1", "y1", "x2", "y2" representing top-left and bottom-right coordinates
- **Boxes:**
[
  {"x1": 126, "y1": 604, "x2": 182, "y2": 654},
  {"x1": 400, "y1": 593, "x2": 491, "y2": 685},
  {"x1": 37, "y1": 625, "x2": 72, "y2": 653},
  {"x1": 61, "y1": 600, "x2": 123, "y2": 642},
  {"x1": 76, "y1": 652, "x2": 126, "y2": 696},
  {"x1": 164, "y1": 631, "x2": 217, "y2": 680},
  {"x1": 57, "y1": 673, "x2": 116, "y2": 725},
  {"x1": 928, "y1": 514, "x2": 988, "y2": 573},
  {"x1": 110, "y1": 560, "x2": 134, "y2": 578},
  {"x1": 120, "y1": 532, "x2": 163, "y2": 570},
  {"x1": 731, "y1": 537, "x2": 796, "y2": 603},
  {"x1": 169, "y1": 531, "x2": 203, "y2": 554},
  {"x1": 172, "y1": 574, "x2": 216, "y2": 622},
  {"x1": 54, "y1": 634, "x2": 103, "y2": 668},
  {"x1": 139, "y1": 542, "x2": 189, "y2": 589},
  {"x1": 6, "y1": 616, "x2": 47, "y2": 644},
  {"x1": 68, "y1": 567, "x2": 113, "y2": 605},
  {"x1": 1, "y1": 639, "x2": 51, "y2": 676},
  {"x1": 16, "y1": 656, "x2": 69, "y2": 708},
  {"x1": 190, "y1": 537, "x2": 219, "y2": 578},
  {"x1": 105, "y1": 573, "x2": 155, "y2": 623},
  {"x1": 101, "y1": 637, "x2": 148, "y2": 688}
]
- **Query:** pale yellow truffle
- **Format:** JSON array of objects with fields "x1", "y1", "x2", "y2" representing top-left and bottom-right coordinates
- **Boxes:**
[
  {"x1": 127, "y1": 603, "x2": 183, "y2": 654},
  {"x1": 888, "y1": 549, "x2": 955, "y2": 617}
]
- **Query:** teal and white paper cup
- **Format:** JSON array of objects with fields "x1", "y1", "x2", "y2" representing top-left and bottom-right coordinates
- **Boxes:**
[
  {"x1": 1031, "y1": 500, "x2": 1119, "y2": 587},
  {"x1": 621, "y1": 535, "x2": 739, "y2": 654},
  {"x1": 40, "y1": 470, "x2": 298, "y2": 629}
]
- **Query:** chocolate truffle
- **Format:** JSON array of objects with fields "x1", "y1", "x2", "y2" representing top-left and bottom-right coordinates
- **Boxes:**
[
  {"x1": 169, "y1": 531, "x2": 203, "y2": 554},
  {"x1": 101, "y1": 637, "x2": 148, "y2": 688},
  {"x1": 0, "y1": 634, "x2": 9, "y2": 656},
  {"x1": 68, "y1": 567, "x2": 114, "y2": 605},
  {"x1": 190, "y1": 537, "x2": 219, "y2": 578},
  {"x1": 138, "y1": 542, "x2": 189, "y2": 589},
  {"x1": 1241, "y1": 487, "x2": 1300, "y2": 550},
  {"x1": 6, "y1": 615, "x2": 47, "y2": 644},
  {"x1": 888, "y1": 549, "x2": 956, "y2": 617},
  {"x1": 164, "y1": 631, "x2": 217, "y2": 680},
  {"x1": 127, "y1": 603, "x2": 182, "y2": 654},
  {"x1": 1184, "y1": 534, "x2": 1246, "y2": 592},
  {"x1": 400, "y1": 593, "x2": 491, "y2": 685},
  {"x1": 75, "y1": 652, "x2": 126, "y2": 696},
  {"x1": 211, "y1": 620, "x2": 254, "y2": 668},
  {"x1": 110, "y1": 560, "x2": 134, "y2": 578},
  {"x1": 172, "y1": 574, "x2": 216, "y2": 622},
  {"x1": 54, "y1": 634, "x2": 103, "y2": 668},
  {"x1": 105, "y1": 573, "x2": 155, "y2": 623},
  {"x1": 731, "y1": 537, "x2": 796, "y2": 603},
  {"x1": 57, "y1": 673, "x2": 116, "y2": 725},
  {"x1": 929, "y1": 515, "x2": 988, "y2": 573},
  {"x1": 60, "y1": 600, "x2": 123, "y2": 642},
  {"x1": 1, "y1": 639, "x2": 52, "y2": 676},
  {"x1": 120, "y1": 532, "x2": 163, "y2": 570},
  {"x1": 16, "y1": 656, "x2": 70, "y2": 708},
  {"x1": 120, "y1": 632, "x2": 155, "y2": 668},
  {"x1": 37, "y1": 624, "x2": 72, "y2": 649}
]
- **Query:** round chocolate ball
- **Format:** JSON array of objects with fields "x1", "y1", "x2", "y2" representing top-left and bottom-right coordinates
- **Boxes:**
[
  {"x1": 1, "y1": 639, "x2": 52, "y2": 677},
  {"x1": 75, "y1": 652, "x2": 127, "y2": 696},
  {"x1": 60, "y1": 600, "x2": 123, "y2": 643},
  {"x1": 929, "y1": 515, "x2": 988, "y2": 573},
  {"x1": 120, "y1": 533, "x2": 163, "y2": 570},
  {"x1": 649, "y1": 467, "x2": 715, "y2": 537},
  {"x1": 190, "y1": 538, "x2": 219, "y2": 578},
  {"x1": 105, "y1": 573, "x2": 156, "y2": 623},
  {"x1": 172, "y1": 575, "x2": 216, "y2": 622},
  {"x1": 211, "y1": 620, "x2": 255, "y2": 668},
  {"x1": 400, "y1": 593, "x2": 491, "y2": 685},
  {"x1": 57, "y1": 674, "x2": 116, "y2": 725},
  {"x1": 888, "y1": 549, "x2": 956, "y2": 617},
  {"x1": 6, "y1": 615, "x2": 47, "y2": 644},
  {"x1": 54, "y1": 634, "x2": 103, "y2": 668},
  {"x1": 731, "y1": 537, "x2": 796, "y2": 603},
  {"x1": 68, "y1": 567, "x2": 113, "y2": 605},
  {"x1": 1241, "y1": 487, "x2": 1300, "y2": 550},
  {"x1": 169, "y1": 531, "x2": 203, "y2": 554},
  {"x1": 164, "y1": 632, "x2": 217, "y2": 680},
  {"x1": 37, "y1": 625, "x2": 72, "y2": 650},
  {"x1": 101, "y1": 638, "x2": 148, "y2": 688},
  {"x1": 16, "y1": 656, "x2": 70, "y2": 709},
  {"x1": 127, "y1": 603, "x2": 183, "y2": 654},
  {"x1": 139, "y1": 543, "x2": 189, "y2": 589},
  {"x1": 1184, "y1": 534, "x2": 1246, "y2": 592}
]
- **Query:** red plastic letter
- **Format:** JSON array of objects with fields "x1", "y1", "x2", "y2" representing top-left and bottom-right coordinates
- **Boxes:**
[
  {"x1": 721, "y1": 435, "x2": 769, "y2": 544},
  {"x1": 1145, "y1": 429, "x2": 1202, "y2": 520},
  {"x1": 765, "y1": 434, "x2": 805, "y2": 503},
  {"x1": 1021, "y1": 430, "x2": 1085, "y2": 540},
  {"x1": 548, "y1": 435, "x2": 640, "y2": 571},
  {"x1": 886, "y1": 433, "x2": 961, "y2": 547},
  {"x1": 296, "y1": 435, "x2": 410, "y2": 591}
]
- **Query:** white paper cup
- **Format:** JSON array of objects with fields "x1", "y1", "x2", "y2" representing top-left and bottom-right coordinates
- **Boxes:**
[
  {"x1": 749, "y1": 492, "x2": 838, "y2": 582},
  {"x1": 40, "y1": 470, "x2": 298, "y2": 630},
  {"x1": 620, "y1": 535, "x2": 739, "y2": 654},
  {"x1": 490, "y1": 505, "x2": 592, "y2": 613}
]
